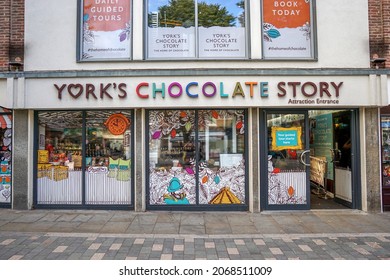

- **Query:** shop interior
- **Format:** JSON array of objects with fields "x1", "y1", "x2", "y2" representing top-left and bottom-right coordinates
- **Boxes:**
[{"x1": 309, "y1": 110, "x2": 352, "y2": 209}]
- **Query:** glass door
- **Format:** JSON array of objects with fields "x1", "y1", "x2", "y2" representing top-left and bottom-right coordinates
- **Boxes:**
[
  {"x1": 331, "y1": 111, "x2": 353, "y2": 207},
  {"x1": 263, "y1": 111, "x2": 310, "y2": 210},
  {"x1": 381, "y1": 115, "x2": 390, "y2": 211}
]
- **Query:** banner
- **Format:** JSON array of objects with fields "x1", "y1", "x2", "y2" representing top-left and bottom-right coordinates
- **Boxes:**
[
  {"x1": 81, "y1": 0, "x2": 131, "y2": 60},
  {"x1": 262, "y1": 0, "x2": 313, "y2": 59}
]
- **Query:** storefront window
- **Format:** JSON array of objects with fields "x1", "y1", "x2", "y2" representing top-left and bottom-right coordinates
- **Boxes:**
[
  {"x1": 85, "y1": 111, "x2": 132, "y2": 204},
  {"x1": 36, "y1": 110, "x2": 133, "y2": 207},
  {"x1": 148, "y1": 110, "x2": 196, "y2": 205},
  {"x1": 198, "y1": 110, "x2": 246, "y2": 204},
  {"x1": 37, "y1": 112, "x2": 83, "y2": 204},
  {"x1": 148, "y1": 109, "x2": 247, "y2": 208},
  {"x1": 0, "y1": 108, "x2": 12, "y2": 206},
  {"x1": 262, "y1": 0, "x2": 316, "y2": 59},
  {"x1": 147, "y1": 0, "x2": 246, "y2": 59}
]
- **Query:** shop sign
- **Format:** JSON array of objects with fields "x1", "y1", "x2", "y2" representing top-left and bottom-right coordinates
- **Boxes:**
[{"x1": 53, "y1": 80, "x2": 343, "y2": 104}]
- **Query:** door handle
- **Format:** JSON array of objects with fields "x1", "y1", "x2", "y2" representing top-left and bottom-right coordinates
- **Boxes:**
[{"x1": 300, "y1": 150, "x2": 311, "y2": 166}]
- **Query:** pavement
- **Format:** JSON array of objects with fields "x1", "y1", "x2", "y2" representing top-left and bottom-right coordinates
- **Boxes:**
[{"x1": 0, "y1": 208, "x2": 390, "y2": 260}]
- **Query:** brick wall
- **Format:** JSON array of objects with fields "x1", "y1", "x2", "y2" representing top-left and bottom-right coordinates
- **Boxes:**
[
  {"x1": 0, "y1": 0, "x2": 24, "y2": 72},
  {"x1": 369, "y1": 0, "x2": 390, "y2": 68}
]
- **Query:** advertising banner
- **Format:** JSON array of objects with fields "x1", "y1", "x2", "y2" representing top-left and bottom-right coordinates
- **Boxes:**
[
  {"x1": 262, "y1": 0, "x2": 313, "y2": 59},
  {"x1": 81, "y1": 0, "x2": 131, "y2": 60}
]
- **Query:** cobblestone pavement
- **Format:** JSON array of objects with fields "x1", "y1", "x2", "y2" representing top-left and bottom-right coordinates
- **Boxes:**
[
  {"x1": 1, "y1": 209, "x2": 390, "y2": 260},
  {"x1": 1, "y1": 232, "x2": 390, "y2": 260}
]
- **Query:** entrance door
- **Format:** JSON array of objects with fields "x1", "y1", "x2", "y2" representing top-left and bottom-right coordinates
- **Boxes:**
[
  {"x1": 331, "y1": 111, "x2": 354, "y2": 207},
  {"x1": 262, "y1": 111, "x2": 310, "y2": 210},
  {"x1": 261, "y1": 109, "x2": 359, "y2": 211}
]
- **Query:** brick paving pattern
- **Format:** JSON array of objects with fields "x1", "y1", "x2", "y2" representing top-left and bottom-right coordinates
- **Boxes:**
[
  {"x1": 0, "y1": 232, "x2": 389, "y2": 260},
  {"x1": 1, "y1": 209, "x2": 390, "y2": 260}
]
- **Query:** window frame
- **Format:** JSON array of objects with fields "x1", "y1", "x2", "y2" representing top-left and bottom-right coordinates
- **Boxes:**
[
  {"x1": 145, "y1": 0, "x2": 249, "y2": 60},
  {"x1": 146, "y1": 108, "x2": 249, "y2": 211},
  {"x1": 33, "y1": 110, "x2": 135, "y2": 210}
]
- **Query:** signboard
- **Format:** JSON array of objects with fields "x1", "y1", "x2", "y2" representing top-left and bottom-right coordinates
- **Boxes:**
[
  {"x1": 262, "y1": 0, "x2": 314, "y2": 59},
  {"x1": 80, "y1": 0, "x2": 131, "y2": 60},
  {"x1": 20, "y1": 76, "x2": 382, "y2": 109},
  {"x1": 310, "y1": 156, "x2": 327, "y2": 187},
  {"x1": 271, "y1": 126, "x2": 302, "y2": 150}
]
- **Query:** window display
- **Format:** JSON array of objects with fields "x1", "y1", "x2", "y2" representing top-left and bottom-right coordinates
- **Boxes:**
[
  {"x1": 148, "y1": 109, "x2": 247, "y2": 208},
  {"x1": 381, "y1": 116, "x2": 390, "y2": 211},
  {"x1": 0, "y1": 109, "x2": 12, "y2": 205},
  {"x1": 36, "y1": 110, "x2": 133, "y2": 207}
]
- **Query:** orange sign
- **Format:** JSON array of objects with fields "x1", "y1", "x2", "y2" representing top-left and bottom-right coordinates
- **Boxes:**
[
  {"x1": 84, "y1": 0, "x2": 131, "y2": 31},
  {"x1": 263, "y1": 0, "x2": 310, "y2": 28}
]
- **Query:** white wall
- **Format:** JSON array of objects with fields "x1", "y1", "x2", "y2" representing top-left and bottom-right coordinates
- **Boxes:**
[
  {"x1": 0, "y1": 79, "x2": 10, "y2": 108},
  {"x1": 24, "y1": 0, "x2": 370, "y2": 71}
]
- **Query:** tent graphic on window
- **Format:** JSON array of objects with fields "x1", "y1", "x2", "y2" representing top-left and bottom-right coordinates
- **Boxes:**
[{"x1": 209, "y1": 187, "x2": 241, "y2": 204}]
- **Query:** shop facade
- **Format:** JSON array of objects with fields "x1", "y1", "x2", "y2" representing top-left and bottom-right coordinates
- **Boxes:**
[
  {"x1": 0, "y1": 0, "x2": 387, "y2": 212},
  {"x1": 2, "y1": 73, "x2": 385, "y2": 212}
]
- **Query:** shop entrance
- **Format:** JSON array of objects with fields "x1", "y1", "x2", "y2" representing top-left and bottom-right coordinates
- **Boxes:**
[{"x1": 261, "y1": 109, "x2": 359, "y2": 211}]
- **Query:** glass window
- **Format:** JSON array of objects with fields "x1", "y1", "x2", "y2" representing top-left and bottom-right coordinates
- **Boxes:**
[
  {"x1": 36, "y1": 111, "x2": 133, "y2": 207},
  {"x1": 85, "y1": 111, "x2": 132, "y2": 204},
  {"x1": 262, "y1": 0, "x2": 316, "y2": 59},
  {"x1": 148, "y1": 110, "x2": 197, "y2": 205},
  {"x1": 147, "y1": 109, "x2": 246, "y2": 207},
  {"x1": 147, "y1": 0, "x2": 246, "y2": 59},
  {"x1": 78, "y1": 0, "x2": 132, "y2": 61},
  {"x1": 37, "y1": 111, "x2": 83, "y2": 204},
  {"x1": 198, "y1": 110, "x2": 246, "y2": 204}
]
